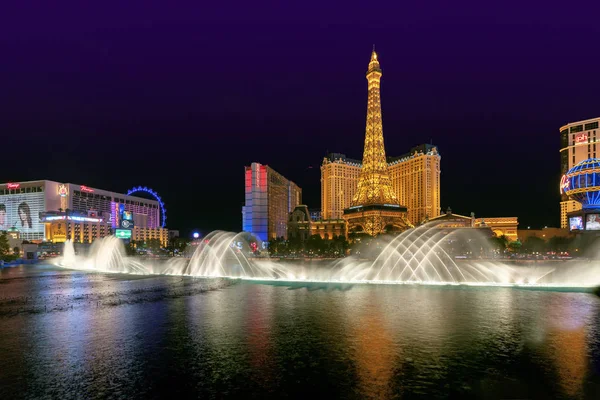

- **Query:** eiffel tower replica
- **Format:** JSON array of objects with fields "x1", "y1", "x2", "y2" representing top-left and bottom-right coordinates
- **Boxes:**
[{"x1": 343, "y1": 49, "x2": 412, "y2": 236}]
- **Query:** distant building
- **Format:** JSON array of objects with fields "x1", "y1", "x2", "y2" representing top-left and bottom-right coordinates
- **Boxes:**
[
  {"x1": 559, "y1": 117, "x2": 600, "y2": 228},
  {"x1": 0, "y1": 180, "x2": 165, "y2": 244},
  {"x1": 288, "y1": 206, "x2": 313, "y2": 242},
  {"x1": 474, "y1": 217, "x2": 519, "y2": 242},
  {"x1": 309, "y1": 209, "x2": 322, "y2": 222},
  {"x1": 321, "y1": 145, "x2": 441, "y2": 227},
  {"x1": 242, "y1": 162, "x2": 302, "y2": 242},
  {"x1": 288, "y1": 205, "x2": 346, "y2": 241},
  {"x1": 320, "y1": 153, "x2": 361, "y2": 220},
  {"x1": 518, "y1": 227, "x2": 572, "y2": 242},
  {"x1": 429, "y1": 208, "x2": 518, "y2": 241},
  {"x1": 168, "y1": 230, "x2": 180, "y2": 239},
  {"x1": 388, "y1": 144, "x2": 442, "y2": 225},
  {"x1": 132, "y1": 226, "x2": 169, "y2": 247}
]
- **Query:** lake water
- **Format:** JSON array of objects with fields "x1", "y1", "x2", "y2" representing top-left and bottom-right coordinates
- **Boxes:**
[{"x1": 1, "y1": 264, "x2": 600, "y2": 399}]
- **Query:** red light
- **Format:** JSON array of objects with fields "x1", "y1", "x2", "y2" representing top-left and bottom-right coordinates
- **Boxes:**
[
  {"x1": 575, "y1": 133, "x2": 588, "y2": 143},
  {"x1": 7, "y1": 183, "x2": 20, "y2": 189},
  {"x1": 80, "y1": 185, "x2": 94, "y2": 193}
]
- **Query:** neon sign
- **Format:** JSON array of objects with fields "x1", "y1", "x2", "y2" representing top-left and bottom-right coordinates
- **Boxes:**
[
  {"x1": 80, "y1": 185, "x2": 94, "y2": 193},
  {"x1": 7, "y1": 183, "x2": 20, "y2": 189},
  {"x1": 560, "y1": 175, "x2": 570, "y2": 193},
  {"x1": 575, "y1": 133, "x2": 588, "y2": 143},
  {"x1": 58, "y1": 184, "x2": 68, "y2": 197},
  {"x1": 42, "y1": 215, "x2": 103, "y2": 223}
]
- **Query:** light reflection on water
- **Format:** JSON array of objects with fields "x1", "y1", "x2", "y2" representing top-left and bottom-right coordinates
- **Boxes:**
[{"x1": 1, "y1": 265, "x2": 600, "y2": 399}]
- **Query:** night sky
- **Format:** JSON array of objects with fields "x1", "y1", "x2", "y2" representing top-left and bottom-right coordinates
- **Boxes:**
[{"x1": 2, "y1": 2, "x2": 600, "y2": 235}]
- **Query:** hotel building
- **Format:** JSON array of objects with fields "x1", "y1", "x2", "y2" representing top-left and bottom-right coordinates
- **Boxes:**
[
  {"x1": 321, "y1": 144, "x2": 441, "y2": 226},
  {"x1": 242, "y1": 162, "x2": 302, "y2": 242},
  {"x1": 559, "y1": 117, "x2": 600, "y2": 228},
  {"x1": 320, "y1": 153, "x2": 361, "y2": 220},
  {"x1": 0, "y1": 180, "x2": 167, "y2": 245},
  {"x1": 388, "y1": 144, "x2": 441, "y2": 225}
]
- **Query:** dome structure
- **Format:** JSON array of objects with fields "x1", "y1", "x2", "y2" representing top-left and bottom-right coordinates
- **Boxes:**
[{"x1": 560, "y1": 158, "x2": 600, "y2": 209}]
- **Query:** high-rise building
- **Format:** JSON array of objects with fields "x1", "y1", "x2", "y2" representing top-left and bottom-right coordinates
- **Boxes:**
[
  {"x1": 321, "y1": 145, "x2": 441, "y2": 225},
  {"x1": 0, "y1": 180, "x2": 167, "y2": 244},
  {"x1": 342, "y1": 49, "x2": 411, "y2": 236},
  {"x1": 388, "y1": 144, "x2": 441, "y2": 224},
  {"x1": 321, "y1": 153, "x2": 361, "y2": 220},
  {"x1": 559, "y1": 117, "x2": 600, "y2": 228},
  {"x1": 242, "y1": 162, "x2": 301, "y2": 242}
]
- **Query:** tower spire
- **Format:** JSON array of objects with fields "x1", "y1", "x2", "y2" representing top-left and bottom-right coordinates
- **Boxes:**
[
  {"x1": 342, "y1": 49, "x2": 411, "y2": 236},
  {"x1": 351, "y1": 49, "x2": 397, "y2": 207}
]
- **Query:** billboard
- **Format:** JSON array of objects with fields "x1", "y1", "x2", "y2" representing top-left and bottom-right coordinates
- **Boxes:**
[
  {"x1": 119, "y1": 208, "x2": 134, "y2": 229},
  {"x1": 0, "y1": 191, "x2": 45, "y2": 239},
  {"x1": 585, "y1": 214, "x2": 600, "y2": 230},
  {"x1": 569, "y1": 216, "x2": 583, "y2": 231},
  {"x1": 115, "y1": 229, "x2": 132, "y2": 239}
]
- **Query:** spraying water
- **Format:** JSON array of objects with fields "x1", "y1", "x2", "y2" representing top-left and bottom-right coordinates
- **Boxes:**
[{"x1": 53, "y1": 224, "x2": 600, "y2": 289}]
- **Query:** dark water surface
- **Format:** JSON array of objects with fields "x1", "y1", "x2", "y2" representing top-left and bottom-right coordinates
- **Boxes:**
[{"x1": 1, "y1": 265, "x2": 600, "y2": 399}]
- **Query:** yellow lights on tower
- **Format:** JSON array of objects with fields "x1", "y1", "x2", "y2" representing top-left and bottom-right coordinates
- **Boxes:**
[{"x1": 351, "y1": 49, "x2": 398, "y2": 207}]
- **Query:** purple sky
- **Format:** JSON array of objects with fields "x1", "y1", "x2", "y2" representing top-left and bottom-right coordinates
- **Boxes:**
[{"x1": 2, "y1": 1, "x2": 600, "y2": 233}]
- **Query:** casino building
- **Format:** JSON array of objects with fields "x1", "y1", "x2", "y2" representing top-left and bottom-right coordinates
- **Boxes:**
[
  {"x1": 321, "y1": 144, "x2": 442, "y2": 226},
  {"x1": 242, "y1": 163, "x2": 302, "y2": 242},
  {"x1": 0, "y1": 180, "x2": 168, "y2": 246},
  {"x1": 559, "y1": 117, "x2": 600, "y2": 228}
]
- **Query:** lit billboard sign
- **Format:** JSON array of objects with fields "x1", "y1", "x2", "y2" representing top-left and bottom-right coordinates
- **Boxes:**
[
  {"x1": 569, "y1": 216, "x2": 583, "y2": 231},
  {"x1": 575, "y1": 133, "x2": 588, "y2": 143},
  {"x1": 58, "y1": 184, "x2": 68, "y2": 197},
  {"x1": 0, "y1": 190, "x2": 45, "y2": 239},
  {"x1": 119, "y1": 207, "x2": 134, "y2": 229},
  {"x1": 80, "y1": 185, "x2": 94, "y2": 193},
  {"x1": 7, "y1": 183, "x2": 20, "y2": 189},
  {"x1": 115, "y1": 229, "x2": 132, "y2": 239},
  {"x1": 586, "y1": 214, "x2": 600, "y2": 230},
  {"x1": 42, "y1": 215, "x2": 103, "y2": 223}
]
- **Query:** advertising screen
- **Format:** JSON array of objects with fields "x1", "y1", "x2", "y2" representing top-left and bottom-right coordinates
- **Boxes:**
[
  {"x1": 585, "y1": 214, "x2": 600, "y2": 230},
  {"x1": 115, "y1": 229, "x2": 132, "y2": 239},
  {"x1": 0, "y1": 191, "x2": 45, "y2": 239},
  {"x1": 569, "y1": 216, "x2": 583, "y2": 231},
  {"x1": 122, "y1": 211, "x2": 133, "y2": 220}
]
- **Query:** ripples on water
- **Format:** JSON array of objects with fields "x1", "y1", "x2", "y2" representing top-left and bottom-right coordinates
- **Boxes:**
[{"x1": 1, "y1": 264, "x2": 600, "y2": 399}]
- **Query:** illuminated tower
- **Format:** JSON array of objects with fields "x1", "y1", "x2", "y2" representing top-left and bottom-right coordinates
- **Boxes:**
[{"x1": 343, "y1": 49, "x2": 411, "y2": 236}]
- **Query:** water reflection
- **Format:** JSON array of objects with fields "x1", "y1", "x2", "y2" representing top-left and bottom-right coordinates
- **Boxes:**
[
  {"x1": 349, "y1": 291, "x2": 396, "y2": 399},
  {"x1": 1, "y1": 267, "x2": 600, "y2": 399},
  {"x1": 543, "y1": 294, "x2": 594, "y2": 398}
]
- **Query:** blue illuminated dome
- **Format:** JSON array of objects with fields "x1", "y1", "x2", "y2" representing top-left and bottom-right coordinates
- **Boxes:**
[{"x1": 560, "y1": 158, "x2": 600, "y2": 209}]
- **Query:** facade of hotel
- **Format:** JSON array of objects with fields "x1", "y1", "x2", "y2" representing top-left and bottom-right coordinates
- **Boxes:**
[
  {"x1": 559, "y1": 117, "x2": 600, "y2": 228},
  {"x1": 321, "y1": 144, "x2": 441, "y2": 226},
  {"x1": 242, "y1": 162, "x2": 302, "y2": 242},
  {"x1": 320, "y1": 153, "x2": 362, "y2": 220},
  {"x1": 0, "y1": 180, "x2": 167, "y2": 246}
]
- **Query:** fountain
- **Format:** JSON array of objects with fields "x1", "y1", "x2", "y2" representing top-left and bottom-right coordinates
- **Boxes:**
[{"x1": 53, "y1": 223, "x2": 600, "y2": 289}]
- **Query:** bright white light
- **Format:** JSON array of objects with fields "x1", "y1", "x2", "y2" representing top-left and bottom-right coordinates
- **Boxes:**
[{"x1": 193, "y1": 232, "x2": 200, "y2": 239}]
